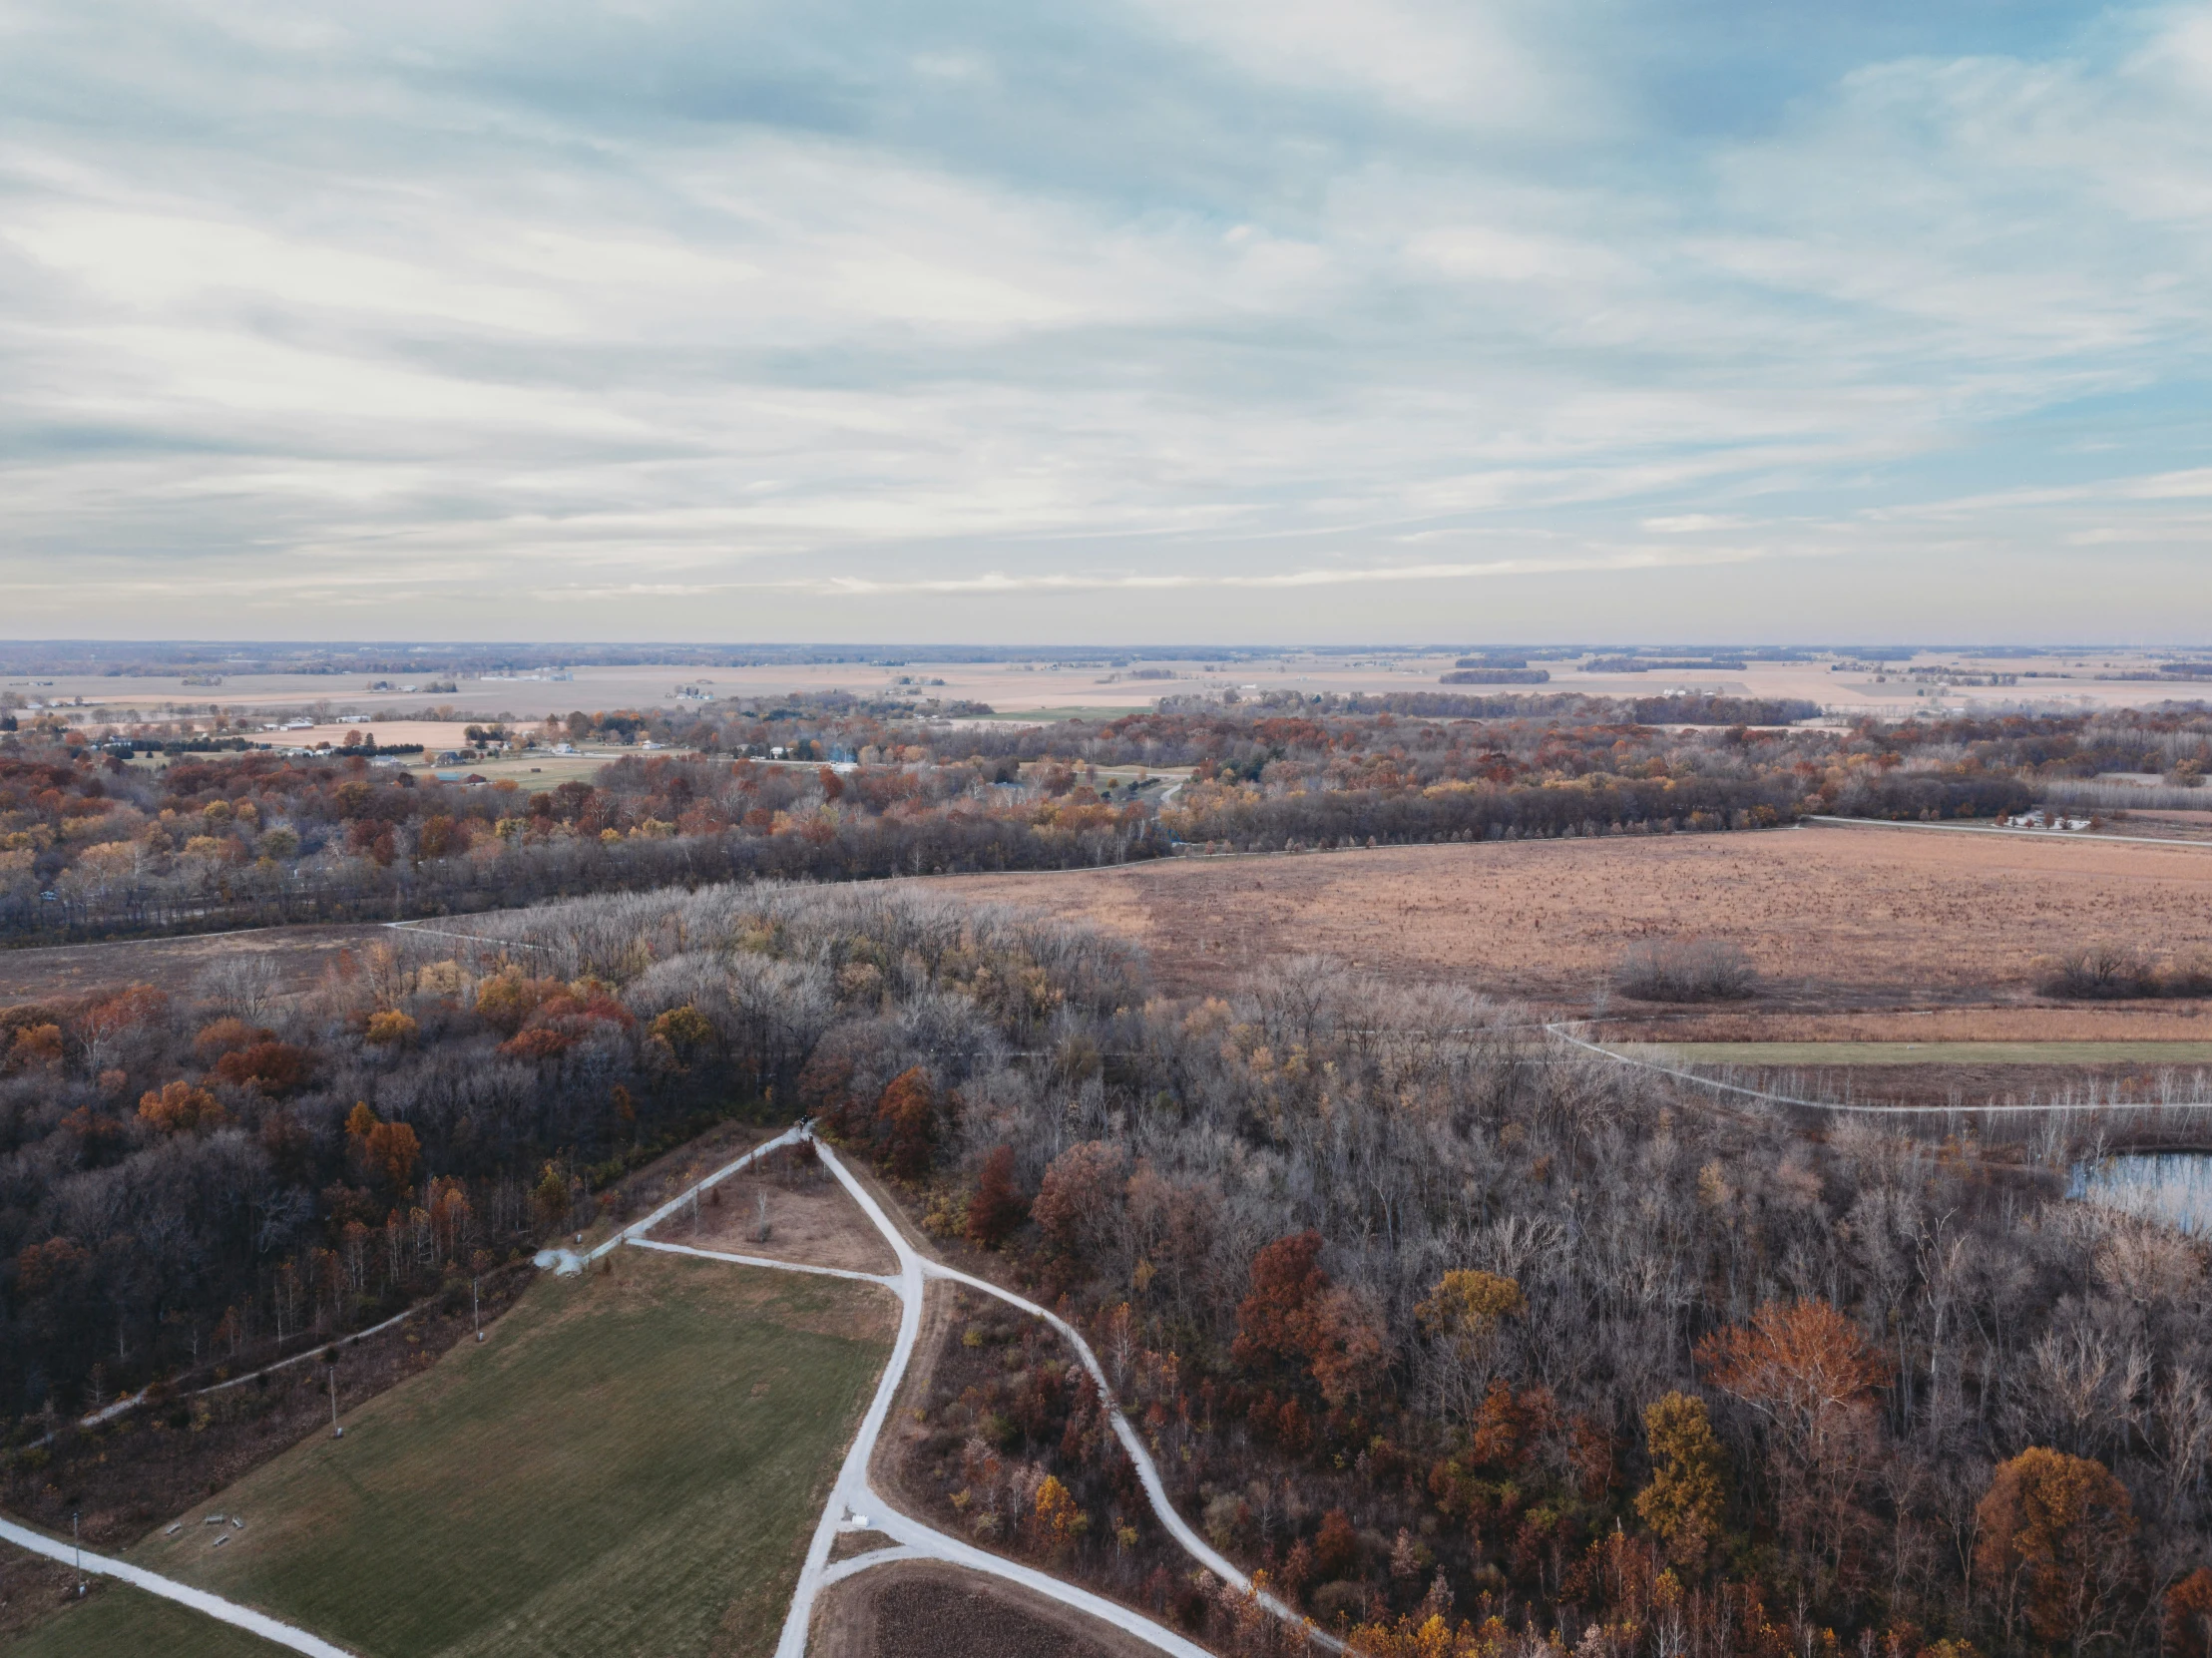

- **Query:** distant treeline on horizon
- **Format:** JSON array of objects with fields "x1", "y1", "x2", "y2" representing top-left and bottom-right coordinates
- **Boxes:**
[{"x1": 2, "y1": 641, "x2": 2203, "y2": 677}]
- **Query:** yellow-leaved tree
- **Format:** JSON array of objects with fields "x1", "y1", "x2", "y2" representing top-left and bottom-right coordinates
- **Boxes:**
[{"x1": 1633, "y1": 1391, "x2": 1729, "y2": 1570}]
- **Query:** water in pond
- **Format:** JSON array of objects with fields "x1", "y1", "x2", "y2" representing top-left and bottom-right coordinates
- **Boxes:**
[{"x1": 2070, "y1": 1153, "x2": 2212, "y2": 1234}]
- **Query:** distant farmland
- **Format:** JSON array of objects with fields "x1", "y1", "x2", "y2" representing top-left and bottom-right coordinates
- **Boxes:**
[{"x1": 921, "y1": 822, "x2": 2212, "y2": 1031}]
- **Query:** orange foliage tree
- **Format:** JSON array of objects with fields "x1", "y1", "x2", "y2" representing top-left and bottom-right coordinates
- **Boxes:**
[
  {"x1": 965, "y1": 1144, "x2": 1028, "y2": 1249},
  {"x1": 2168, "y1": 1568, "x2": 2212, "y2": 1658},
  {"x1": 1031, "y1": 1139, "x2": 1126, "y2": 1254},
  {"x1": 1975, "y1": 1447, "x2": 2138, "y2": 1655},
  {"x1": 137, "y1": 1079, "x2": 225, "y2": 1133},
  {"x1": 344, "y1": 1101, "x2": 420, "y2": 1191},
  {"x1": 1231, "y1": 1231, "x2": 1391, "y2": 1407},
  {"x1": 364, "y1": 1010, "x2": 419, "y2": 1047},
  {"x1": 873, "y1": 1066, "x2": 936, "y2": 1178},
  {"x1": 1696, "y1": 1298, "x2": 1890, "y2": 1571}
]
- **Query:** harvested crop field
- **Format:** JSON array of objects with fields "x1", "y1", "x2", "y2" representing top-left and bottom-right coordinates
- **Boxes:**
[
  {"x1": 811, "y1": 1559, "x2": 1162, "y2": 1658},
  {"x1": 919, "y1": 823, "x2": 2212, "y2": 1019}
]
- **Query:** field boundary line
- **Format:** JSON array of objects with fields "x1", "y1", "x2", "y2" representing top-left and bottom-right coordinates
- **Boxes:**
[
  {"x1": 1550, "y1": 1026, "x2": 2212, "y2": 1116},
  {"x1": 384, "y1": 921, "x2": 555, "y2": 952},
  {"x1": 1803, "y1": 815, "x2": 2212, "y2": 851},
  {"x1": 0, "y1": 1512, "x2": 357, "y2": 1657}
]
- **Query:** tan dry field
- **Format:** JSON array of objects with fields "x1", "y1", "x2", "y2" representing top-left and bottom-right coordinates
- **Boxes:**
[
  {"x1": 811, "y1": 1559, "x2": 1161, "y2": 1658},
  {"x1": 249, "y1": 720, "x2": 481, "y2": 749},
  {"x1": 0, "y1": 922, "x2": 389, "y2": 1005},
  {"x1": 918, "y1": 822, "x2": 2212, "y2": 1035}
]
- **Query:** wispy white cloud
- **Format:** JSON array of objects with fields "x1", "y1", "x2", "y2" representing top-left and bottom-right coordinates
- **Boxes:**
[{"x1": 1, "y1": 0, "x2": 2210, "y2": 640}]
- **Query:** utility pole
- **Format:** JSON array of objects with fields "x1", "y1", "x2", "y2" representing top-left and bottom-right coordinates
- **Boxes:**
[
  {"x1": 327, "y1": 1360, "x2": 342, "y2": 1440},
  {"x1": 472, "y1": 1275, "x2": 483, "y2": 1343},
  {"x1": 72, "y1": 1510, "x2": 83, "y2": 1596}
]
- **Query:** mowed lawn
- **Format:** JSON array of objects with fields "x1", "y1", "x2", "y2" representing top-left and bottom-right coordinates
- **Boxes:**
[
  {"x1": 124, "y1": 1251, "x2": 893, "y2": 1658},
  {"x1": 1657, "y1": 1040, "x2": 2212, "y2": 1066},
  {"x1": 4, "y1": 1582, "x2": 289, "y2": 1658}
]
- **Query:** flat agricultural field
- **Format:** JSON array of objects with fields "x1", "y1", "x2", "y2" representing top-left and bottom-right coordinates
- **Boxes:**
[
  {"x1": 918, "y1": 821, "x2": 2212, "y2": 1026},
  {"x1": 126, "y1": 1250, "x2": 893, "y2": 1658}
]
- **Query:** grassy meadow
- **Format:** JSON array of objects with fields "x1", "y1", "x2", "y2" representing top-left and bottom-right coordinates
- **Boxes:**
[
  {"x1": 117, "y1": 1250, "x2": 892, "y2": 1658},
  {"x1": 2, "y1": 1582, "x2": 290, "y2": 1658}
]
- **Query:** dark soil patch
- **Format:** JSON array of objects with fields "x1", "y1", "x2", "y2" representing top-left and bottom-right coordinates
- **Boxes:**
[{"x1": 814, "y1": 1559, "x2": 1161, "y2": 1658}]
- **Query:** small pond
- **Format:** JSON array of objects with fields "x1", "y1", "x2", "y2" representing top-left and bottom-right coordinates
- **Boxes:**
[{"x1": 2070, "y1": 1153, "x2": 2212, "y2": 1234}]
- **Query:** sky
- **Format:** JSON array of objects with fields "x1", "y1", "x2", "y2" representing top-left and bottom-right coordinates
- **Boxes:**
[{"x1": 3, "y1": 0, "x2": 2211, "y2": 646}]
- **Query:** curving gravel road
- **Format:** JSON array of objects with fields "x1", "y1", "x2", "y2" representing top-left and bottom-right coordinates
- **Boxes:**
[
  {"x1": 2, "y1": 1114, "x2": 1316, "y2": 1658},
  {"x1": 744, "y1": 1134, "x2": 1333, "y2": 1658}
]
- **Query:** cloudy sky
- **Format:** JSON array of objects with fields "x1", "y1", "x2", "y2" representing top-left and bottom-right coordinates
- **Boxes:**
[{"x1": 4, "y1": 0, "x2": 2211, "y2": 644}]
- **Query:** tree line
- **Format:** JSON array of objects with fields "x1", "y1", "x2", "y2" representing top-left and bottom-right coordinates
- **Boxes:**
[{"x1": 4, "y1": 880, "x2": 2208, "y2": 1653}]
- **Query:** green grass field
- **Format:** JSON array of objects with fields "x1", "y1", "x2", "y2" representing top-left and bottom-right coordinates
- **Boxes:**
[
  {"x1": 4, "y1": 1583, "x2": 289, "y2": 1658},
  {"x1": 1657, "y1": 1041, "x2": 2212, "y2": 1066},
  {"x1": 120, "y1": 1251, "x2": 892, "y2": 1658}
]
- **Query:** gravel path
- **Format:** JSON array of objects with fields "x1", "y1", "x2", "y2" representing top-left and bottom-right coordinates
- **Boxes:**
[
  {"x1": 703, "y1": 1134, "x2": 1336, "y2": 1658},
  {"x1": 0, "y1": 1514, "x2": 356, "y2": 1657}
]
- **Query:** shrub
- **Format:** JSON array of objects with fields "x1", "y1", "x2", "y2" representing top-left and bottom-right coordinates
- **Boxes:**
[
  {"x1": 364, "y1": 1011, "x2": 419, "y2": 1046},
  {"x1": 965, "y1": 1144, "x2": 1028, "y2": 1249},
  {"x1": 2037, "y1": 947, "x2": 2212, "y2": 1000},
  {"x1": 213, "y1": 1039, "x2": 312, "y2": 1094},
  {"x1": 1613, "y1": 939, "x2": 1757, "y2": 1002}
]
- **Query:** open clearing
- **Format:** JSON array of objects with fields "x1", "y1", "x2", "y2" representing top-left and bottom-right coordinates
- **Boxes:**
[
  {"x1": 0, "y1": 1578, "x2": 288, "y2": 1658},
  {"x1": 662, "y1": 1154, "x2": 898, "y2": 1277},
  {"x1": 811, "y1": 1559, "x2": 1161, "y2": 1658},
  {"x1": 0, "y1": 924, "x2": 387, "y2": 1005},
  {"x1": 921, "y1": 823, "x2": 2212, "y2": 1024},
  {"x1": 127, "y1": 1250, "x2": 893, "y2": 1658}
]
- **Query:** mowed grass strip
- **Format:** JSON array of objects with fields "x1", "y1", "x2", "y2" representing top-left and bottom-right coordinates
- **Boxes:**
[
  {"x1": 1656, "y1": 1040, "x2": 2212, "y2": 1066},
  {"x1": 128, "y1": 1251, "x2": 893, "y2": 1658},
  {"x1": 3, "y1": 1582, "x2": 292, "y2": 1658}
]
